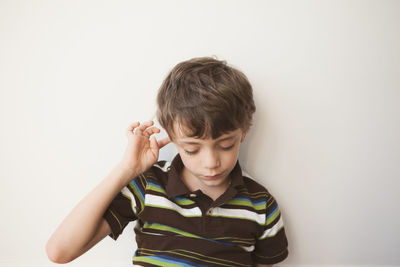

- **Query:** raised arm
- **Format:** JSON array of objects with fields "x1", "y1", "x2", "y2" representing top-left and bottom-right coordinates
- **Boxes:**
[{"x1": 45, "y1": 121, "x2": 170, "y2": 263}]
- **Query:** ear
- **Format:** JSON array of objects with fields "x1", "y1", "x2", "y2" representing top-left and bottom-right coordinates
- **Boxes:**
[{"x1": 240, "y1": 129, "x2": 248, "y2": 143}]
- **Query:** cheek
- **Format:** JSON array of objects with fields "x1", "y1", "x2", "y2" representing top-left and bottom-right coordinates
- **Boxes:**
[
  {"x1": 179, "y1": 152, "x2": 197, "y2": 170},
  {"x1": 222, "y1": 147, "x2": 240, "y2": 166}
]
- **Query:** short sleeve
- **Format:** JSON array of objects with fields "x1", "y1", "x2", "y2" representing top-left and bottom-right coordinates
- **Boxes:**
[
  {"x1": 103, "y1": 175, "x2": 146, "y2": 240},
  {"x1": 252, "y1": 194, "x2": 289, "y2": 264}
]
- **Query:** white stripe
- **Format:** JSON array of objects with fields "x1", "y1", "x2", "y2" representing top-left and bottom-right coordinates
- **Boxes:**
[
  {"x1": 210, "y1": 207, "x2": 265, "y2": 225},
  {"x1": 138, "y1": 228, "x2": 165, "y2": 236},
  {"x1": 145, "y1": 194, "x2": 202, "y2": 217},
  {"x1": 259, "y1": 216, "x2": 284, "y2": 240},
  {"x1": 239, "y1": 245, "x2": 255, "y2": 252},
  {"x1": 153, "y1": 161, "x2": 172, "y2": 172},
  {"x1": 121, "y1": 186, "x2": 137, "y2": 214}
]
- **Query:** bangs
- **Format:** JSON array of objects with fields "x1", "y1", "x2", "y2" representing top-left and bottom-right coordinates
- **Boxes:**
[{"x1": 174, "y1": 110, "x2": 240, "y2": 140}]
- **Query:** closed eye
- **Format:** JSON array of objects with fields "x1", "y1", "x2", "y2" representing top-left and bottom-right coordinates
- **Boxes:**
[
  {"x1": 184, "y1": 150, "x2": 198, "y2": 155},
  {"x1": 221, "y1": 144, "x2": 235, "y2": 151}
]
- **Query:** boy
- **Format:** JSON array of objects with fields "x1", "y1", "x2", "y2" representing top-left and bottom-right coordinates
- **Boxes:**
[{"x1": 46, "y1": 57, "x2": 288, "y2": 266}]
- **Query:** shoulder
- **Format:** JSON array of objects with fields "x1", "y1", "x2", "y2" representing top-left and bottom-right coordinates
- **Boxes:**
[
  {"x1": 241, "y1": 171, "x2": 271, "y2": 196},
  {"x1": 239, "y1": 171, "x2": 281, "y2": 210},
  {"x1": 239, "y1": 172, "x2": 284, "y2": 229}
]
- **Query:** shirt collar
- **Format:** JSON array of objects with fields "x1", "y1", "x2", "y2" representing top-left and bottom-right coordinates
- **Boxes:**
[{"x1": 165, "y1": 154, "x2": 245, "y2": 199}]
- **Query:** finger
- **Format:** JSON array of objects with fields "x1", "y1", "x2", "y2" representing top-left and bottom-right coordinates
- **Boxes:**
[
  {"x1": 135, "y1": 121, "x2": 154, "y2": 135},
  {"x1": 143, "y1": 127, "x2": 160, "y2": 138},
  {"x1": 126, "y1": 122, "x2": 140, "y2": 137},
  {"x1": 157, "y1": 137, "x2": 171, "y2": 149},
  {"x1": 127, "y1": 121, "x2": 140, "y2": 131}
]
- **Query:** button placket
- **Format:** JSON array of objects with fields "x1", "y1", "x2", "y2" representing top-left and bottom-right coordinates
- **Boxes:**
[{"x1": 206, "y1": 208, "x2": 213, "y2": 215}]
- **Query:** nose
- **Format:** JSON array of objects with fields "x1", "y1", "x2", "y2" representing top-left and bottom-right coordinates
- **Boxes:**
[{"x1": 204, "y1": 149, "x2": 220, "y2": 170}]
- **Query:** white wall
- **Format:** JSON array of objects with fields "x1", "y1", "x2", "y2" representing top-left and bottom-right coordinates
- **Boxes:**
[{"x1": 1, "y1": 0, "x2": 399, "y2": 266}]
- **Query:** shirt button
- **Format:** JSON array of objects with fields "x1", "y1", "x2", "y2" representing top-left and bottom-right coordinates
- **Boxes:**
[
  {"x1": 189, "y1": 193, "x2": 197, "y2": 198},
  {"x1": 207, "y1": 208, "x2": 213, "y2": 214}
]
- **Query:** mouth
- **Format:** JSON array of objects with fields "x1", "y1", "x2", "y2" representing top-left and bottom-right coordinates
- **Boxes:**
[{"x1": 204, "y1": 173, "x2": 223, "y2": 180}]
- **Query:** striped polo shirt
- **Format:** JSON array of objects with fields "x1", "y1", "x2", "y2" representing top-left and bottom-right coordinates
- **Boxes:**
[{"x1": 103, "y1": 154, "x2": 288, "y2": 266}]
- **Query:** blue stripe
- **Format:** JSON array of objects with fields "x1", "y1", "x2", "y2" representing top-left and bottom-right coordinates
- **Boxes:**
[
  {"x1": 130, "y1": 178, "x2": 144, "y2": 201},
  {"x1": 232, "y1": 196, "x2": 266, "y2": 206},
  {"x1": 266, "y1": 203, "x2": 278, "y2": 220},
  {"x1": 148, "y1": 254, "x2": 209, "y2": 267},
  {"x1": 147, "y1": 180, "x2": 163, "y2": 189},
  {"x1": 251, "y1": 199, "x2": 266, "y2": 206},
  {"x1": 173, "y1": 196, "x2": 191, "y2": 201}
]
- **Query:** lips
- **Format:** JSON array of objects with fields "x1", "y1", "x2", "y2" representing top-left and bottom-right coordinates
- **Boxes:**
[{"x1": 204, "y1": 173, "x2": 223, "y2": 180}]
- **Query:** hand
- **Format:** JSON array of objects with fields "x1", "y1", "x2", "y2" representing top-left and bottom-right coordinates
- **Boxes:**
[{"x1": 119, "y1": 121, "x2": 170, "y2": 179}]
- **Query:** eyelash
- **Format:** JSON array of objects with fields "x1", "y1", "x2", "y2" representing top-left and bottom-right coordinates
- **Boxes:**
[
  {"x1": 184, "y1": 145, "x2": 235, "y2": 155},
  {"x1": 184, "y1": 150, "x2": 198, "y2": 155},
  {"x1": 221, "y1": 144, "x2": 235, "y2": 151}
]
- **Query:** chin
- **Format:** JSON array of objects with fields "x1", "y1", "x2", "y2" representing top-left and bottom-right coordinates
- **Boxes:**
[{"x1": 202, "y1": 178, "x2": 229, "y2": 187}]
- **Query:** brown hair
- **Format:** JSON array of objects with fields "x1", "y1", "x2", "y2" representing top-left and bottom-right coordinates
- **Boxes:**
[{"x1": 157, "y1": 56, "x2": 256, "y2": 139}]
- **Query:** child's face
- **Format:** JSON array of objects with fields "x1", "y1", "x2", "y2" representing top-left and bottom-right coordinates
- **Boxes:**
[{"x1": 172, "y1": 123, "x2": 247, "y2": 192}]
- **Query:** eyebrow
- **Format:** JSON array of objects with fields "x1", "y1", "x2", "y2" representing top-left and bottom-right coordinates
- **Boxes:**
[{"x1": 179, "y1": 135, "x2": 236, "y2": 145}]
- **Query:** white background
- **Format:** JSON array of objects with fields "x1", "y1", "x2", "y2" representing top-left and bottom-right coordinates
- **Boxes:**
[{"x1": 1, "y1": 0, "x2": 399, "y2": 266}]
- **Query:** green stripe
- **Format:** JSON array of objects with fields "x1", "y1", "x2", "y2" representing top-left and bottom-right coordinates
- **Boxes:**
[
  {"x1": 109, "y1": 209, "x2": 122, "y2": 230},
  {"x1": 133, "y1": 256, "x2": 183, "y2": 267},
  {"x1": 230, "y1": 240, "x2": 254, "y2": 245},
  {"x1": 145, "y1": 223, "x2": 255, "y2": 246},
  {"x1": 174, "y1": 198, "x2": 195, "y2": 205},
  {"x1": 144, "y1": 223, "x2": 202, "y2": 239},
  {"x1": 268, "y1": 225, "x2": 284, "y2": 238},
  {"x1": 147, "y1": 184, "x2": 167, "y2": 195},
  {"x1": 266, "y1": 208, "x2": 280, "y2": 225},
  {"x1": 139, "y1": 248, "x2": 250, "y2": 267},
  {"x1": 128, "y1": 177, "x2": 144, "y2": 209},
  {"x1": 225, "y1": 199, "x2": 266, "y2": 211},
  {"x1": 266, "y1": 196, "x2": 274, "y2": 208},
  {"x1": 214, "y1": 236, "x2": 254, "y2": 241},
  {"x1": 255, "y1": 248, "x2": 286, "y2": 259}
]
